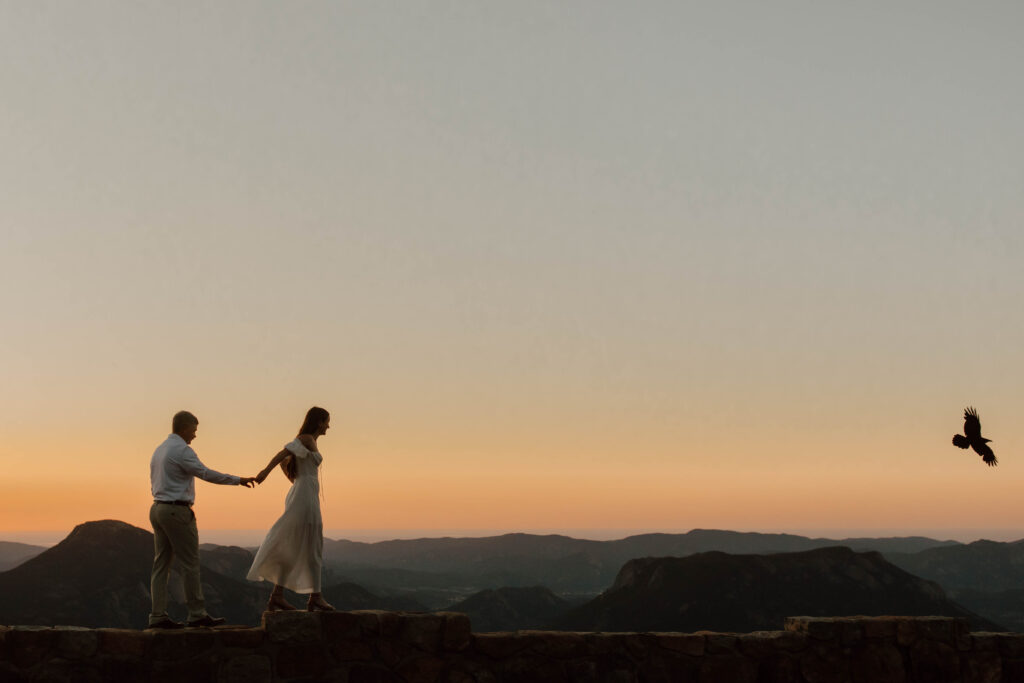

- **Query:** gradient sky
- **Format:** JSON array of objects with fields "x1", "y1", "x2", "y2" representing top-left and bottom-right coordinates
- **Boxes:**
[{"x1": 2, "y1": 2, "x2": 1022, "y2": 544}]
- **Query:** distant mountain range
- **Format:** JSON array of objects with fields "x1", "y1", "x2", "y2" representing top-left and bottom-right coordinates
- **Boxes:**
[
  {"x1": 883, "y1": 540, "x2": 1024, "y2": 632},
  {"x1": 0, "y1": 541, "x2": 46, "y2": 572},
  {"x1": 2, "y1": 522, "x2": 1020, "y2": 632},
  {"x1": 552, "y1": 547, "x2": 1003, "y2": 633},
  {"x1": 445, "y1": 586, "x2": 577, "y2": 632},
  {"x1": 0, "y1": 521, "x2": 421, "y2": 629},
  {"x1": 322, "y1": 529, "x2": 960, "y2": 596},
  {"x1": 885, "y1": 539, "x2": 1024, "y2": 592}
]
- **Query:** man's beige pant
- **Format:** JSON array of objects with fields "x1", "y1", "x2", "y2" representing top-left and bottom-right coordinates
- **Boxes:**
[{"x1": 149, "y1": 502, "x2": 208, "y2": 624}]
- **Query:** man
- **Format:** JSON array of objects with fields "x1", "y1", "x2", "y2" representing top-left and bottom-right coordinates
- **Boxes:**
[{"x1": 148, "y1": 410, "x2": 256, "y2": 629}]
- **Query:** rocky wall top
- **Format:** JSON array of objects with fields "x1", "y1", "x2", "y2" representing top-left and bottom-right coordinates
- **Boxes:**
[{"x1": 1, "y1": 613, "x2": 1021, "y2": 682}]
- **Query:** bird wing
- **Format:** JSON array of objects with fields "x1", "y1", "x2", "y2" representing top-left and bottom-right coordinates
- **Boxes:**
[
  {"x1": 973, "y1": 441, "x2": 998, "y2": 467},
  {"x1": 963, "y1": 407, "x2": 983, "y2": 441}
]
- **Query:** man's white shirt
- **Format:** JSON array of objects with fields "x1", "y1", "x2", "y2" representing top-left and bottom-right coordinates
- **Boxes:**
[{"x1": 150, "y1": 433, "x2": 240, "y2": 504}]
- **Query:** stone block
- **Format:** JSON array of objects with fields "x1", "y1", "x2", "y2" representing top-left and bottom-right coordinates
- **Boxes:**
[
  {"x1": 563, "y1": 659, "x2": 597, "y2": 682},
  {"x1": 218, "y1": 627, "x2": 264, "y2": 649},
  {"x1": 786, "y1": 617, "x2": 839, "y2": 641},
  {"x1": 654, "y1": 633, "x2": 705, "y2": 657},
  {"x1": 99, "y1": 629, "x2": 151, "y2": 658},
  {"x1": 376, "y1": 611, "x2": 405, "y2": 638},
  {"x1": 633, "y1": 657, "x2": 700, "y2": 683},
  {"x1": 970, "y1": 633, "x2": 1002, "y2": 653},
  {"x1": 863, "y1": 617, "x2": 899, "y2": 640},
  {"x1": 1000, "y1": 658, "x2": 1024, "y2": 683},
  {"x1": 219, "y1": 654, "x2": 272, "y2": 683},
  {"x1": 800, "y1": 642, "x2": 850, "y2": 683},
  {"x1": 839, "y1": 620, "x2": 864, "y2": 646},
  {"x1": 152, "y1": 656, "x2": 218, "y2": 683},
  {"x1": 849, "y1": 643, "x2": 905, "y2": 683},
  {"x1": 615, "y1": 633, "x2": 652, "y2": 661},
  {"x1": 275, "y1": 641, "x2": 328, "y2": 679},
  {"x1": 754, "y1": 654, "x2": 804, "y2": 683},
  {"x1": 500, "y1": 656, "x2": 567, "y2": 683},
  {"x1": 737, "y1": 631, "x2": 807, "y2": 657},
  {"x1": 961, "y1": 651, "x2": 1000, "y2": 683},
  {"x1": 909, "y1": 639, "x2": 960, "y2": 683},
  {"x1": 473, "y1": 633, "x2": 531, "y2": 659},
  {"x1": 376, "y1": 636, "x2": 416, "y2": 668},
  {"x1": 396, "y1": 654, "x2": 445, "y2": 683},
  {"x1": 52, "y1": 629, "x2": 98, "y2": 663},
  {"x1": 441, "y1": 613, "x2": 472, "y2": 652},
  {"x1": 896, "y1": 619, "x2": 920, "y2": 646},
  {"x1": 703, "y1": 633, "x2": 738, "y2": 655},
  {"x1": 6, "y1": 626, "x2": 57, "y2": 668},
  {"x1": 97, "y1": 654, "x2": 151, "y2": 681},
  {"x1": 521, "y1": 632, "x2": 588, "y2": 659},
  {"x1": 400, "y1": 613, "x2": 445, "y2": 652},
  {"x1": 994, "y1": 633, "x2": 1024, "y2": 659},
  {"x1": 322, "y1": 610, "x2": 364, "y2": 640},
  {"x1": 348, "y1": 663, "x2": 404, "y2": 683},
  {"x1": 149, "y1": 629, "x2": 216, "y2": 661},
  {"x1": 349, "y1": 610, "x2": 387, "y2": 637},
  {"x1": 918, "y1": 616, "x2": 958, "y2": 642},
  {"x1": 0, "y1": 661, "x2": 30, "y2": 682},
  {"x1": 263, "y1": 610, "x2": 322, "y2": 643},
  {"x1": 699, "y1": 655, "x2": 758, "y2": 683},
  {"x1": 331, "y1": 638, "x2": 375, "y2": 661},
  {"x1": 36, "y1": 658, "x2": 104, "y2": 683},
  {"x1": 445, "y1": 659, "x2": 499, "y2": 683},
  {"x1": 52, "y1": 627, "x2": 99, "y2": 661},
  {"x1": 590, "y1": 668, "x2": 637, "y2": 683}
]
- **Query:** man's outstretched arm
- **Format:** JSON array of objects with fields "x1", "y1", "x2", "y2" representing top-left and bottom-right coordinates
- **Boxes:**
[{"x1": 180, "y1": 448, "x2": 253, "y2": 487}]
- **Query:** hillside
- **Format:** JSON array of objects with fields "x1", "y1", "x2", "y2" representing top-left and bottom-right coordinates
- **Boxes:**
[
  {"x1": 885, "y1": 539, "x2": 1024, "y2": 592},
  {"x1": 323, "y1": 529, "x2": 959, "y2": 594},
  {"x1": 0, "y1": 520, "x2": 423, "y2": 628},
  {"x1": 444, "y1": 586, "x2": 572, "y2": 632},
  {"x1": 0, "y1": 541, "x2": 46, "y2": 572},
  {"x1": 552, "y1": 546, "x2": 1001, "y2": 633}
]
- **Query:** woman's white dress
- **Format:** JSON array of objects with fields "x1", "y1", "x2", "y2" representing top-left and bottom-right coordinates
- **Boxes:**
[{"x1": 246, "y1": 438, "x2": 324, "y2": 593}]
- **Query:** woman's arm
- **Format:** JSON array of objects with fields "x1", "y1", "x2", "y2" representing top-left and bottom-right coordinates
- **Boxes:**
[{"x1": 256, "y1": 448, "x2": 292, "y2": 483}]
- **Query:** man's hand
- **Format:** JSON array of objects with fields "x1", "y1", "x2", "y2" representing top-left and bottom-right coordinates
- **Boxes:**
[{"x1": 239, "y1": 477, "x2": 256, "y2": 488}]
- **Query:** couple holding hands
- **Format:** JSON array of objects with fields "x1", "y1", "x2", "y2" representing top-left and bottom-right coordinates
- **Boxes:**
[{"x1": 147, "y1": 406, "x2": 333, "y2": 629}]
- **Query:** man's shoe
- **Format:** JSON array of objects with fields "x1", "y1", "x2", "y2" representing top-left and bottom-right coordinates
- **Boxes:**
[
  {"x1": 186, "y1": 615, "x2": 226, "y2": 628},
  {"x1": 147, "y1": 618, "x2": 185, "y2": 630}
]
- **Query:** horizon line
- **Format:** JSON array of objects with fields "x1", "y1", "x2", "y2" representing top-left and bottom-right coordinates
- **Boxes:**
[{"x1": 5, "y1": 525, "x2": 1024, "y2": 547}]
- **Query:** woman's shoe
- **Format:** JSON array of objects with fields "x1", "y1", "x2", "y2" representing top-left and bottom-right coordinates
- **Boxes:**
[
  {"x1": 306, "y1": 595, "x2": 335, "y2": 612},
  {"x1": 267, "y1": 594, "x2": 297, "y2": 611}
]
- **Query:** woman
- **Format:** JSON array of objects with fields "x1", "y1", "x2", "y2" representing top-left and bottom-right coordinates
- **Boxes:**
[{"x1": 247, "y1": 406, "x2": 335, "y2": 611}]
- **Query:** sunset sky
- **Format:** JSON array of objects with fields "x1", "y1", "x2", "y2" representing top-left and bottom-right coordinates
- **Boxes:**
[{"x1": 2, "y1": 2, "x2": 1022, "y2": 546}]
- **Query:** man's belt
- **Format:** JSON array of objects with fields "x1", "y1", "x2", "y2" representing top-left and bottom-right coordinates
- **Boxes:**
[{"x1": 154, "y1": 500, "x2": 193, "y2": 507}]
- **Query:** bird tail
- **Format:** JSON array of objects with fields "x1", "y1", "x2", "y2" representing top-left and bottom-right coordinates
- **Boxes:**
[{"x1": 952, "y1": 434, "x2": 970, "y2": 449}]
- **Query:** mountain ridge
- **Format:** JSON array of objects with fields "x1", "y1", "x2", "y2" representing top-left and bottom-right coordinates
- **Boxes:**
[{"x1": 553, "y1": 546, "x2": 1002, "y2": 633}]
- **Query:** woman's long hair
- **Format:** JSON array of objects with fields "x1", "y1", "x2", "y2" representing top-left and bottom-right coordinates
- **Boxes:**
[
  {"x1": 298, "y1": 406, "x2": 330, "y2": 436},
  {"x1": 281, "y1": 406, "x2": 330, "y2": 482}
]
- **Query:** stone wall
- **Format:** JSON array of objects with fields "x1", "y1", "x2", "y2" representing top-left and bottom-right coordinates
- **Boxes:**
[{"x1": 0, "y1": 613, "x2": 1020, "y2": 682}]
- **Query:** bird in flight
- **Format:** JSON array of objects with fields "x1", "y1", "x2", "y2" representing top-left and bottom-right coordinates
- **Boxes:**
[{"x1": 952, "y1": 406, "x2": 997, "y2": 467}]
